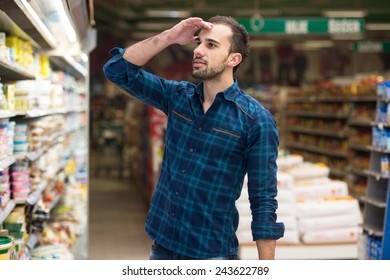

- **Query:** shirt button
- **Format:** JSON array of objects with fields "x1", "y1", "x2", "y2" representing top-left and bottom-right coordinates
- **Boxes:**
[
  {"x1": 198, "y1": 127, "x2": 202, "y2": 131},
  {"x1": 175, "y1": 192, "x2": 180, "y2": 196},
  {"x1": 171, "y1": 212, "x2": 175, "y2": 216},
  {"x1": 181, "y1": 169, "x2": 186, "y2": 173},
  {"x1": 189, "y1": 148, "x2": 194, "y2": 153}
]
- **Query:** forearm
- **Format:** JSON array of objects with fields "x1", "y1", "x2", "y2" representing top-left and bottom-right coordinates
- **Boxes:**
[
  {"x1": 123, "y1": 30, "x2": 171, "y2": 66},
  {"x1": 255, "y1": 239, "x2": 276, "y2": 260}
]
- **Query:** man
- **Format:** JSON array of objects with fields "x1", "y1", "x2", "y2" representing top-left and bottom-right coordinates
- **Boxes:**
[{"x1": 103, "y1": 16, "x2": 284, "y2": 260}]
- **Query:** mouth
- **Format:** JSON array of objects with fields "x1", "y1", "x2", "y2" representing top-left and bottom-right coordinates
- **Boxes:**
[{"x1": 193, "y1": 58, "x2": 206, "y2": 68}]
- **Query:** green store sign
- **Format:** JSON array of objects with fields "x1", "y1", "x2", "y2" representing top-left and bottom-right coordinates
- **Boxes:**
[
  {"x1": 353, "y1": 42, "x2": 390, "y2": 53},
  {"x1": 238, "y1": 18, "x2": 364, "y2": 35}
]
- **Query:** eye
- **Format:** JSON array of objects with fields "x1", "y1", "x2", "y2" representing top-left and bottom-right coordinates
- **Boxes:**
[{"x1": 207, "y1": 42, "x2": 216, "y2": 48}]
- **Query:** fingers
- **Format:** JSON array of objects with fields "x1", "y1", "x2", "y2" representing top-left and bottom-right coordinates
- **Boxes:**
[{"x1": 183, "y1": 17, "x2": 212, "y2": 30}]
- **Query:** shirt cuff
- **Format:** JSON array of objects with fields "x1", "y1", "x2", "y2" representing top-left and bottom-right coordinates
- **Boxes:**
[{"x1": 251, "y1": 222, "x2": 285, "y2": 241}]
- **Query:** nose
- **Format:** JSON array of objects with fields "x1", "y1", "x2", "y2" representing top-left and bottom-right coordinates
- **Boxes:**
[{"x1": 194, "y1": 44, "x2": 204, "y2": 57}]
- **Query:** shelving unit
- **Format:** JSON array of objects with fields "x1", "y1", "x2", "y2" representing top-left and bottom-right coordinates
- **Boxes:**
[
  {"x1": 283, "y1": 84, "x2": 376, "y2": 188},
  {"x1": 359, "y1": 89, "x2": 390, "y2": 259},
  {"x1": 0, "y1": 1, "x2": 95, "y2": 260},
  {"x1": 284, "y1": 94, "x2": 351, "y2": 179}
]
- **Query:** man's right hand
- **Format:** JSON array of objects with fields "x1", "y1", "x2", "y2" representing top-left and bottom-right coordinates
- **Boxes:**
[
  {"x1": 123, "y1": 17, "x2": 212, "y2": 66},
  {"x1": 166, "y1": 17, "x2": 213, "y2": 46}
]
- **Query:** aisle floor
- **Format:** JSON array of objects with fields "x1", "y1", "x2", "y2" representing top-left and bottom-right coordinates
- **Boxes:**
[{"x1": 88, "y1": 164, "x2": 152, "y2": 260}]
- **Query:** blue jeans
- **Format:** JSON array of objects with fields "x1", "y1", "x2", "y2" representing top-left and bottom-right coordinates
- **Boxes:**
[{"x1": 149, "y1": 242, "x2": 238, "y2": 260}]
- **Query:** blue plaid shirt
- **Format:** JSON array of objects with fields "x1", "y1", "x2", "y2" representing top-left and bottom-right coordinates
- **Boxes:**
[{"x1": 103, "y1": 47, "x2": 284, "y2": 259}]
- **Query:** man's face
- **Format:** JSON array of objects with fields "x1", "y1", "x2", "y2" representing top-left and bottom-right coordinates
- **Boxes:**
[{"x1": 192, "y1": 24, "x2": 233, "y2": 80}]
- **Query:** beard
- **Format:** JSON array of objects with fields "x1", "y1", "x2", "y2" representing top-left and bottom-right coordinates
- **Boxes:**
[{"x1": 192, "y1": 59, "x2": 227, "y2": 81}]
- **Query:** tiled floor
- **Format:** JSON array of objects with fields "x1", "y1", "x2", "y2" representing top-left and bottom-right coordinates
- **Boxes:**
[{"x1": 88, "y1": 155, "x2": 152, "y2": 260}]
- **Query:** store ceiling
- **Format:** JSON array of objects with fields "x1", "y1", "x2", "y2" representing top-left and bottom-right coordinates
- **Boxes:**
[{"x1": 93, "y1": 0, "x2": 390, "y2": 41}]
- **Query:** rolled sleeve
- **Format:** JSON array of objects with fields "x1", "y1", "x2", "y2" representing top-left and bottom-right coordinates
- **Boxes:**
[
  {"x1": 103, "y1": 47, "x2": 174, "y2": 114},
  {"x1": 245, "y1": 109, "x2": 285, "y2": 240}
]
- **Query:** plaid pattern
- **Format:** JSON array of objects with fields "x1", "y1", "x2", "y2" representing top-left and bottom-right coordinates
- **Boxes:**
[{"x1": 104, "y1": 48, "x2": 284, "y2": 259}]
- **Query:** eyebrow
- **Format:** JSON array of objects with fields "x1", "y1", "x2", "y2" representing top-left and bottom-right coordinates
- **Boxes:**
[{"x1": 195, "y1": 37, "x2": 221, "y2": 46}]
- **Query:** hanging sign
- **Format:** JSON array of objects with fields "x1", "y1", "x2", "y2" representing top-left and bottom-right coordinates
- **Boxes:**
[
  {"x1": 238, "y1": 18, "x2": 364, "y2": 35},
  {"x1": 353, "y1": 41, "x2": 390, "y2": 53}
]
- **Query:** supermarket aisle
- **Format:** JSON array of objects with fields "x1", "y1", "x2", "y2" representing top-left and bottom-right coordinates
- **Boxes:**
[{"x1": 88, "y1": 154, "x2": 152, "y2": 260}]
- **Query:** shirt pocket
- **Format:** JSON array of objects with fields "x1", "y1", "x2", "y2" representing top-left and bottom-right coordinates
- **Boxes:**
[
  {"x1": 169, "y1": 109, "x2": 193, "y2": 146},
  {"x1": 209, "y1": 125, "x2": 244, "y2": 163}
]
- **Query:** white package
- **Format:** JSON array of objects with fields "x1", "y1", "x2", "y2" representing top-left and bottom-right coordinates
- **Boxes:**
[
  {"x1": 277, "y1": 229, "x2": 300, "y2": 244},
  {"x1": 297, "y1": 197, "x2": 360, "y2": 218},
  {"x1": 277, "y1": 214, "x2": 298, "y2": 230},
  {"x1": 276, "y1": 188, "x2": 296, "y2": 203},
  {"x1": 301, "y1": 227, "x2": 361, "y2": 244},
  {"x1": 294, "y1": 179, "x2": 349, "y2": 200},
  {"x1": 298, "y1": 213, "x2": 362, "y2": 233},
  {"x1": 277, "y1": 172, "x2": 294, "y2": 189},
  {"x1": 276, "y1": 202, "x2": 297, "y2": 216}
]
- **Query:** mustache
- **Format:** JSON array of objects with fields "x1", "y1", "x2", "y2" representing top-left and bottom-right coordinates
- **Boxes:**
[{"x1": 193, "y1": 57, "x2": 206, "y2": 64}]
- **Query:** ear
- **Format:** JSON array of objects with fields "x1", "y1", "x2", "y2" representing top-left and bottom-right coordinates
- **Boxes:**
[{"x1": 228, "y1": 53, "x2": 242, "y2": 68}]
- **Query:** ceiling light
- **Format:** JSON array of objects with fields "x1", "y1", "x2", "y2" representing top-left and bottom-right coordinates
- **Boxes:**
[
  {"x1": 53, "y1": 0, "x2": 77, "y2": 43},
  {"x1": 323, "y1": 10, "x2": 367, "y2": 18},
  {"x1": 235, "y1": 9, "x2": 281, "y2": 17},
  {"x1": 17, "y1": 0, "x2": 57, "y2": 47},
  {"x1": 136, "y1": 22, "x2": 175, "y2": 31},
  {"x1": 131, "y1": 32, "x2": 159, "y2": 40},
  {"x1": 250, "y1": 40, "x2": 276, "y2": 48},
  {"x1": 145, "y1": 10, "x2": 191, "y2": 18},
  {"x1": 366, "y1": 23, "x2": 390, "y2": 31}
]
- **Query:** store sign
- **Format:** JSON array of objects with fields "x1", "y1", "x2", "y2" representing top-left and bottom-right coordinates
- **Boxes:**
[
  {"x1": 353, "y1": 41, "x2": 390, "y2": 53},
  {"x1": 238, "y1": 18, "x2": 364, "y2": 35}
]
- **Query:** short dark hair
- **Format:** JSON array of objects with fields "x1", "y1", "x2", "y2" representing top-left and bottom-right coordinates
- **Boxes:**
[{"x1": 208, "y1": 15, "x2": 250, "y2": 73}]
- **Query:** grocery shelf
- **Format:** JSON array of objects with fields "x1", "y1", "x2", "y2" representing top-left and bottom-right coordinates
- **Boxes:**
[
  {"x1": 364, "y1": 170, "x2": 390, "y2": 180},
  {"x1": 0, "y1": 111, "x2": 17, "y2": 119},
  {"x1": 0, "y1": 156, "x2": 16, "y2": 171},
  {"x1": 286, "y1": 111, "x2": 349, "y2": 119},
  {"x1": 239, "y1": 242, "x2": 358, "y2": 260},
  {"x1": 362, "y1": 223, "x2": 384, "y2": 237},
  {"x1": 360, "y1": 196, "x2": 387, "y2": 208},
  {"x1": 367, "y1": 146, "x2": 390, "y2": 154},
  {"x1": 0, "y1": 56, "x2": 35, "y2": 80},
  {"x1": 50, "y1": 56, "x2": 88, "y2": 80},
  {"x1": 348, "y1": 120, "x2": 373, "y2": 127},
  {"x1": 25, "y1": 180, "x2": 49, "y2": 206},
  {"x1": 286, "y1": 142, "x2": 348, "y2": 158},
  {"x1": 286, "y1": 126, "x2": 348, "y2": 138},
  {"x1": 350, "y1": 168, "x2": 368, "y2": 177},
  {"x1": 349, "y1": 143, "x2": 371, "y2": 152},
  {"x1": 0, "y1": 200, "x2": 16, "y2": 224}
]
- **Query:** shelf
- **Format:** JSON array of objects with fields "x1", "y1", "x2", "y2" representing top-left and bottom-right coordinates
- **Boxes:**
[
  {"x1": 287, "y1": 95, "x2": 377, "y2": 103},
  {"x1": 329, "y1": 168, "x2": 347, "y2": 178},
  {"x1": 0, "y1": 56, "x2": 35, "y2": 81},
  {"x1": 360, "y1": 196, "x2": 387, "y2": 208},
  {"x1": 286, "y1": 111, "x2": 349, "y2": 119},
  {"x1": 349, "y1": 144, "x2": 371, "y2": 152},
  {"x1": 286, "y1": 126, "x2": 348, "y2": 138},
  {"x1": 239, "y1": 242, "x2": 358, "y2": 260},
  {"x1": 367, "y1": 146, "x2": 390, "y2": 154},
  {"x1": 362, "y1": 223, "x2": 384, "y2": 237},
  {"x1": 286, "y1": 142, "x2": 348, "y2": 158},
  {"x1": 372, "y1": 122, "x2": 390, "y2": 129},
  {"x1": 348, "y1": 120, "x2": 374, "y2": 127},
  {"x1": 50, "y1": 56, "x2": 88, "y2": 79},
  {"x1": 0, "y1": 200, "x2": 16, "y2": 224},
  {"x1": 0, "y1": 111, "x2": 17, "y2": 119},
  {"x1": 0, "y1": 155, "x2": 16, "y2": 171},
  {"x1": 25, "y1": 180, "x2": 49, "y2": 206},
  {"x1": 364, "y1": 169, "x2": 390, "y2": 180},
  {"x1": 350, "y1": 168, "x2": 368, "y2": 177}
]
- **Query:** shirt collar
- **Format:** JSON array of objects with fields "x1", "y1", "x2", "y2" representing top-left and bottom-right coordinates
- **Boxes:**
[{"x1": 195, "y1": 79, "x2": 240, "y2": 102}]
